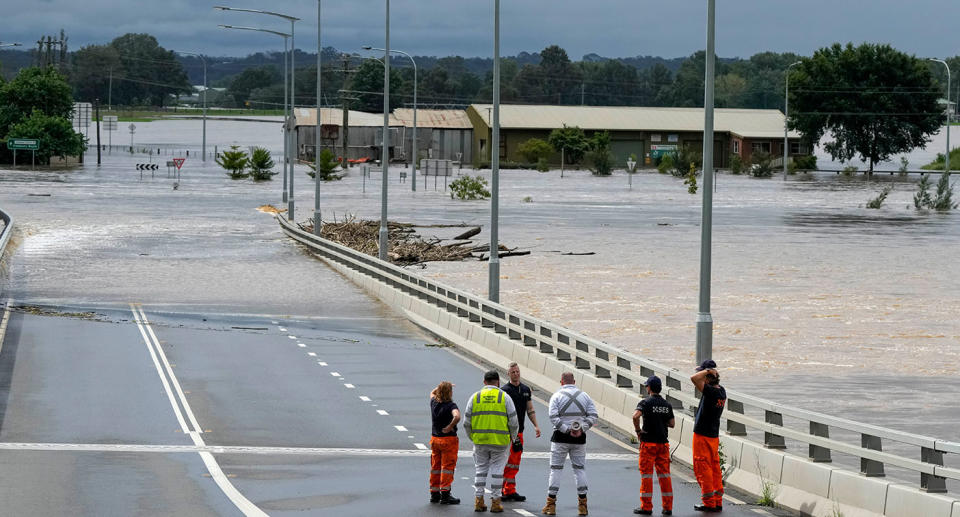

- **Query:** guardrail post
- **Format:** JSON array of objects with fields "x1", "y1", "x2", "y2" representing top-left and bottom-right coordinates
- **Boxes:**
[
  {"x1": 808, "y1": 422, "x2": 832, "y2": 462},
  {"x1": 616, "y1": 356, "x2": 633, "y2": 388},
  {"x1": 726, "y1": 399, "x2": 746, "y2": 436},
  {"x1": 764, "y1": 410, "x2": 786, "y2": 449},
  {"x1": 920, "y1": 447, "x2": 947, "y2": 493},
  {"x1": 860, "y1": 434, "x2": 885, "y2": 477}
]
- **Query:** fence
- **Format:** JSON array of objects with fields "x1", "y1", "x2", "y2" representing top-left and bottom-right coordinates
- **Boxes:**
[{"x1": 278, "y1": 215, "x2": 960, "y2": 516}]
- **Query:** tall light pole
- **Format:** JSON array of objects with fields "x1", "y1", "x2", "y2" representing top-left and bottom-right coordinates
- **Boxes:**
[
  {"x1": 175, "y1": 51, "x2": 208, "y2": 162},
  {"x1": 930, "y1": 59, "x2": 952, "y2": 176},
  {"x1": 218, "y1": 24, "x2": 291, "y2": 206},
  {"x1": 0, "y1": 42, "x2": 23, "y2": 49},
  {"x1": 314, "y1": 0, "x2": 323, "y2": 235},
  {"x1": 695, "y1": 0, "x2": 716, "y2": 365},
  {"x1": 783, "y1": 61, "x2": 802, "y2": 181},
  {"x1": 364, "y1": 45, "x2": 417, "y2": 192},
  {"x1": 216, "y1": 6, "x2": 299, "y2": 220},
  {"x1": 378, "y1": 0, "x2": 391, "y2": 260},
  {"x1": 489, "y1": 0, "x2": 501, "y2": 303}
]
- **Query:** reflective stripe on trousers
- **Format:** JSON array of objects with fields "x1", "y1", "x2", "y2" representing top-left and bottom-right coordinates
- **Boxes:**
[
  {"x1": 692, "y1": 433, "x2": 723, "y2": 506},
  {"x1": 474, "y1": 443, "x2": 510, "y2": 499},
  {"x1": 547, "y1": 441, "x2": 587, "y2": 496},
  {"x1": 638, "y1": 442, "x2": 673, "y2": 512},
  {"x1": 502, "y1": 432, "x2": 523, "y2": 495},
  {"x1": 430, "y1": 436, "x2": 459, "y2": 492}
]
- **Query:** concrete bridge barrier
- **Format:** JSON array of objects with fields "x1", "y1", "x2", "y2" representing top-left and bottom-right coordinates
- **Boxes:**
[{"x1": 279, "y1": 216, "x2": 960, "y2": 517}]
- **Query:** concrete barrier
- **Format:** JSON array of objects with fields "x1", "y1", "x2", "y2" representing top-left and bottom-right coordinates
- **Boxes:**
[{"x1": 279, "y1": 217, "x2": 959, "y2": 517}]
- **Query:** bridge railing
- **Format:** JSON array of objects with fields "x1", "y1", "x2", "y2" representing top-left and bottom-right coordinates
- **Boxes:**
[
  {"x1": 0, "y1": 206, "x2": 13, "y2": 262},
  {"x1": 279, "y1": 215, "x2": 959, "y2": 496}
]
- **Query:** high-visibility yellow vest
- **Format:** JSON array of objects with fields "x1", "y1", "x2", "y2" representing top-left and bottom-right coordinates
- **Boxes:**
[{"x1": 470, "y1": 386, "x2": 511, "y2": 446}]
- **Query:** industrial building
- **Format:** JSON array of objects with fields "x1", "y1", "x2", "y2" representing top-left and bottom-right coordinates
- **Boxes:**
[
  {"x1": 293, "y1": 108, "x2": 401, "y2": 163},
  {"x1": 465, "y1": 104, "x2": 805, "y2": 168},
  {"x1": 392, "y1": 108, "x2": 473, "y2": 164}
]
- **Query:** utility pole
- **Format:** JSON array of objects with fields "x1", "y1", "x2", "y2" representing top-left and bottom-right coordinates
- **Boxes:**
[
  {"x1": 95, "y1": 98, "x2": 101, "y2": 165},
  {"x1": 340, "y1": 55, "x2": 353, "y2": 167},
  {"x1": 581, "y1": 82, "x2": 585, "y2": 106}
]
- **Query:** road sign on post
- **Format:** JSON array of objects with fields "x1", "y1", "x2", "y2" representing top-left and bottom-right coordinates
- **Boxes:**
[
  {"x1": 7, "y1": 138, "x2": 39, "y2": 150},
  {"x1": 172, "y1": 158, "x2": 186, "y2": 170}
]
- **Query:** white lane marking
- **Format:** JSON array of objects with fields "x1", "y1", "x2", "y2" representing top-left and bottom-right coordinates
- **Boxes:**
[
  {"x1": 297, "y1": 343, "x2": 306, "y2": 348},
  {"x1": 131, "y1": 305, "x2": 189, "y2": 433},
  {"x1": 307, "y1": 352, "x2": 317, "y2": 357},
  {"x1": 0, "y1": 442, "x2": 638, "y2": 460},
  {"x1": 343, "y1": 383, "x2": 355, "y2": 389},
  {"x1": 0, "y1": 298, "x2": 14, "y2": 356},
  {"x1": 287, "y1": 335, "x2": 297, "y2": 340},
  {"x1": 751, "y1": 509, "x2": 775, "y2": 516},
  {"x1": 377, "y1": 410, "x2": 389, "y2": 416},
  {"x1": 318, "y1": 362, "x2": 328, "y2": 366},
  {"x1": 359, "y1": 396, "x2": 371, "y2": 401},
  {"x1": 330, "y1": 372, "x2": 341, "y2": 377},
  {"x1": 514, "y1": 510, "x2": 536, "y2": 517},
  {"x1": 271, "y1": 321, "x2": 279, "y2": 325},
  {"x1": 413, "y1": 443, "x2": 427, "y2": 450},
  {"x1": 278, "y1": 327, "x2": 286, "y2": 332},
  {"x1": 724, "y1": 494, "x2": 746, "y2": 504},
  {"x1": 131, "y1": 305, "x2": 267, "y2": 517},
  {"x1": 394, "y1": 426, "x2": 408, "y2": 432}
]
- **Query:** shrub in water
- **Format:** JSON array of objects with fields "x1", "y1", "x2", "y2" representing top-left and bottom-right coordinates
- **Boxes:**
[{"x1": 450, "y1": 175, "x2": 491, "y2": 200}]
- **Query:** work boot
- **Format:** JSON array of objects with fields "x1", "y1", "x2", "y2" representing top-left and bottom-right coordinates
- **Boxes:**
[
  {"x1": 633, "y1": 509, "x2": 652, "y2": 515},
  {"x1": 542, "y1": 495, "x2": 557, "y2": 515},
  {"x1": 503, "y1": 492, "x2": 527, "y2": 502},
  {"x1": 475, "y1": 496, "x2": 487, "y2": 512},
  {"x1": 694, "y1": 504, "x2": 720, "y2": 512},
  {"x1": 577, "y1": 495, "x2": 588, "y2": 516},
  {"x1": 440, "y1": 492, "x2": 460, "y2": 505},
  {"x1": 431, "y1": 492, "x2": 441, "y2": 504},
  {"x1": 490, "y1": 498, "x2": 503, "y2": 513}
]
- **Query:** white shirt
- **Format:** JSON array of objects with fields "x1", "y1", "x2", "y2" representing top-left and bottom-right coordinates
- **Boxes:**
[{"x1": 548, "y1": 384, "x2": 599, "y2": 433}]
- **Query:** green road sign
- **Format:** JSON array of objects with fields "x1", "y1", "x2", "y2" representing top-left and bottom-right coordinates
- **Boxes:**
[{"x1": 7, "y1": 138, "x2": 40, "y2": 151}]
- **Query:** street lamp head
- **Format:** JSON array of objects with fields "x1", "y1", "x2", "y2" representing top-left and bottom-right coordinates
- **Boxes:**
[
  {"x1": 213, "y1": 6, "x2": 231, "y2": 11},
  {"x1": 361, "y1": 46, "x2": 372, "y2": 50},
  {"x1": 218, "y1": 24, "x2": 235, "y2": 29}
]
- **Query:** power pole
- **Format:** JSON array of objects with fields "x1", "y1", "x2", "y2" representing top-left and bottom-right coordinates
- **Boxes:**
[
  {"x1": 341, "y1": 55, "x2": 351, "y2": 167},
  {"x1": 95, "y1": 99, "x2": 101, "y2": 165},
  {"x1": 581, "y1": 82, "x2": 585, "y2": 105}
]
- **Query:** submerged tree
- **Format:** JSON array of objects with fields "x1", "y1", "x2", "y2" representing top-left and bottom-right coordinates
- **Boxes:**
[
  {"x1": 217, "y1": 145, "x2": 249, "y2": 179},
  {"x1": 248, "y1": 147, "x2": 276, "y2": 181}
]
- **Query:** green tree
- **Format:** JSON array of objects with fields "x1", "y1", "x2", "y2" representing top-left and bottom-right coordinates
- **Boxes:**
[
  {"x1": 217, "y1": 145, "x2": 249, "y2": 179},
  {"x1": 248, "y1": 147, "x2": 276, "y2": 181},
  {"x1": 5, "y1": 109, "x2": 85, "y2": 164},
  {"x1": 108, "y1": 33, "x2": 191, "y2": 106},
  {"x1": 70, "y1": 44, "x2": 122, "y2": 102},
  {"x1": 226, "y1": 66, "x2": 281, "y2": 108},
  {"x1": 449, "y1": 175, "x2": 491, "y2": 200},
  {"x1": 350, "y1": 59, "x2": 403, "y2": 112},
  {"x1": 586, "y1": 131, "x2": 613, "y2": 176},
  {"x1": 548, "y1": 125, "x2": 588, "y2": 164},
  {"x1": 517, "y1": 138, "x2": 552, "y2": 163},
  {"x1": 307, "y1": 148, "x2": 342, "y2": 181},
  {"x1": 789, "y1": 43, "x2": 944, "y2": 174}
]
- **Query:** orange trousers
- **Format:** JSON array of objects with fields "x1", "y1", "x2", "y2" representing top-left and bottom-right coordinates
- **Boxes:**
[
  {"x1": 502, "y1": 432, "x2": 523, "y2": 495},
  {"x1": 430, "y1": 436, "x2": 459, "y2": 492},
  {"x1": 692, "y1": 433, "x2": 723, "y2": 507},
  {"x1": 638, "y1": 442, "x2": 673, "y2": 512}
]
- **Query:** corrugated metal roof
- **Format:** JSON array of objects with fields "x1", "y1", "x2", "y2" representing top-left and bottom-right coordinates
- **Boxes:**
[
  {"x1": 295, "y1": 108, "x2": 400, "y2": 128},
  {"x1": 469, "y1": 104, "x2": 800, "y2": 139},
  {"x1": 392, "y1": 109, "x2": 473, "y2": 129}
]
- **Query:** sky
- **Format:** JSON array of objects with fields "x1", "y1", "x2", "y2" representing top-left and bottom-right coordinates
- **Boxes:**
[{"x1": 3, "y1": 0, "x2": 959, "y2": 60}]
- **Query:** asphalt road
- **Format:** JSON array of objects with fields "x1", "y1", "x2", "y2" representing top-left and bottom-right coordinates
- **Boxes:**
[{"x1": 0, "y1": 302, "x2": 791, "y2": 516}]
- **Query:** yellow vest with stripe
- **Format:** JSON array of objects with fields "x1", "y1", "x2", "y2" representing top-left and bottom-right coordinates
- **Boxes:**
[{"x1": 470, "y1": 386, "x2": 511, "y2": 445}]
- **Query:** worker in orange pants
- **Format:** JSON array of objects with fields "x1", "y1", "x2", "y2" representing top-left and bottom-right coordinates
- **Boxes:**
[
  {"x1": 430, "y1": 381, "x2": 461, "y2": 505},
  {"x1": 632, "y1": 376, "x2": 675, "y2": 515},
  {"x1": 691, "y1": 360, "x2": 726, "y2": 512}
]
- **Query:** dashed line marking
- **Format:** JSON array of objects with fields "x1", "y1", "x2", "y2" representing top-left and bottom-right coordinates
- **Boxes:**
[
  {"x1": 344, "y1": 383, "x2": 355, "y2": 389},
  {"x1": 278, "y1": 327, "x2": 286, "y2": 332},
  {"x1": 330, "y1": 372, "x2": 341, "y2": 377},
  {"x1": 297, "y1": 343, "x2": 306, "y2": 348},
  {"x1": 394, "y1": 426, "x2": 408, "y2": 432},
  {"x1": 307, "y1": 352, "x2": 317, "y2": 357},
  {"x1": 377, "y1": 410, "x2": 389, "y2": 416},
  {"x1": 407, "y1": 435, "x2": 415, "y2": 439},
  {"x1": 514, "y1": 510, "x2": 536, "y2": 517},
  {"x1": 413, "y1": 443, "x2": 427, "y2": 450},
  {"x1": 271, "y1": 321, "x2": 279, "y2": 325},
  {"x1": 359, "y1": 396, "x2": 371, "y2": 402},
  {"x1": 318, "y1": 362, "x2": 328, "y2": 366},
  {"x1": 287, "y1": 336, "x2": 297, "y2": 340}
]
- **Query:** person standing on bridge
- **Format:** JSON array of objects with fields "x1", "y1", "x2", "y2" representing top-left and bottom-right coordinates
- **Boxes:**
[
  {"x1": 542, "y1": 372, "x2": 598, "y2": 516},
  {"x1": 690, "y1": 359, "x2": 726, "y2": 513},
  {"x1": 430, "y1": 381, "x2": 462, "y2": 505},
  {"x1": 500, "y1": 362, "x2": 542, "y2": 503},
  {"x1": 464, "y1": 370, "x2": 519, "y2": 513},
  {"x1": 632, "y1": 375, "x2": 675, "y2": 516}
]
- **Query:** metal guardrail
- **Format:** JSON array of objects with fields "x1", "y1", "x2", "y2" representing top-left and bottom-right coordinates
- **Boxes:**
[
  {"x1": 279, "y1": 215, "x2": 959, "y2": 495},
  {"x1": 0, "y1": 206, "x2": 13, "y2": 262}
]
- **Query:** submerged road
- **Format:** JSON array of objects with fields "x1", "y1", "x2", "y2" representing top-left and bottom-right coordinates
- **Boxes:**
[{"x1": 0, "y1": 299, "x2": 790, "y2": 516}]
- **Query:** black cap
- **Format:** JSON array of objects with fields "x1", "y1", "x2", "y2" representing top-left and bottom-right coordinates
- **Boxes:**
[
  {"x1": 696, "y1": 359, "x2": 717, "y2": 372},
  {"x1": 643, "y1": 375, "x2": 662, "y2": 392},
  {"x1": 483, "y1": 370, "x2": 500, "y2": 383}
]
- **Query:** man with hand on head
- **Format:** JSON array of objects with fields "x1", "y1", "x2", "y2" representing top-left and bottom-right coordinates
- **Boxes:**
[
  {"x1": 690, "y1": 359, "x2": 726, "y2": 513},
  {"x1": 464, "y1": 370, "x2": 519, "y2": 513},
  {"x1": 501, "y1": 362, "x2": 542, "y2": 503},
  {"x1": 632, "y1": 375, "x2": 675, "y2": 516},
  {"x1": 543, "y1": 372, "x2": 598, "y2": 516}
]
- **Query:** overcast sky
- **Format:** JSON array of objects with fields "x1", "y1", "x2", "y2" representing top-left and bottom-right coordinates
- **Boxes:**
[{"x1": 5, "y1": 0, "x2": 959, "y2": 60}]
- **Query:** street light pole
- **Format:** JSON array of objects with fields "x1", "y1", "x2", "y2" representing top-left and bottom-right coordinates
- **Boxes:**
[
  {"x1": 930, "y1": 59, "x2": 952, "y2": 176},
  {"x1": 174, "y1": 51, "x2": 208, "y2": 162},
  {"x1": 695, "y1": 0, "x2": 716, "y2": 365},
  {"x1": 378, "y1": 0, "x2": 391, "y2": 261},
  {"x1": 314, "y1": 0, "x2": 323, "y2": 235},
  {"x1": 288, "y1": 20, "x2": 297, "y2": 220},
  {"x1": 783, "y1": 61, "x2": 801, "y2": 181},
  {"x1": 489, "y1": 0, "x2": 501, "y2": 303},
  {"x1": 363, "y1": 46, "x2": 417, "y2": 192}
]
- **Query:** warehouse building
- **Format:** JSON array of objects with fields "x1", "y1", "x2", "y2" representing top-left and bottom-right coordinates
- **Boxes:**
[
  {"x1": 392, "y1": 108, "x2": 473, "y2": 164},
  {"x1": 465, "y1": 104, "x2": 805, "y2": 168},
  {"x1": 293, "y1": 108, "x2": 401, "y2": 163}
]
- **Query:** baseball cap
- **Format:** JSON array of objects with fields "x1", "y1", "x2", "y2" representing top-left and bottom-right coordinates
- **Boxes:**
[
  {"x1": 643, "y1": 375, "x2": 662, "y2": 391},
  {"x1": 695, "y1": 359, "x2": 717, "y2": 372}
]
